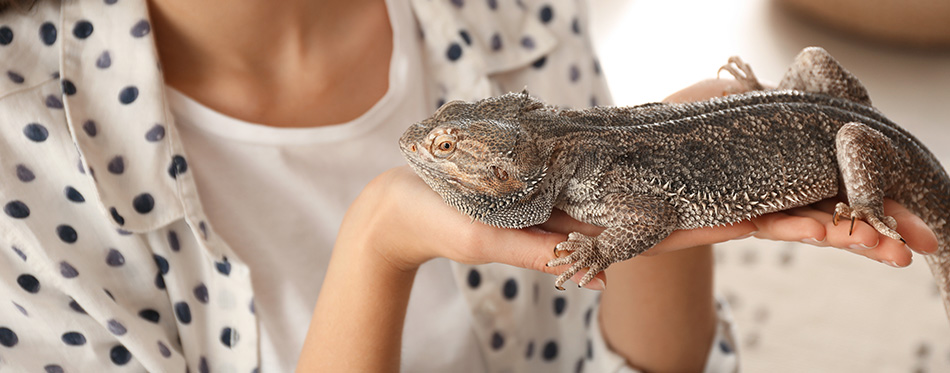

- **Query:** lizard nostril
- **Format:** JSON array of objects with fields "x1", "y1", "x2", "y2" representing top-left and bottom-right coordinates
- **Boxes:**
[{"x1": 410, "y1": 144, "x2": 417, "y2": 152}]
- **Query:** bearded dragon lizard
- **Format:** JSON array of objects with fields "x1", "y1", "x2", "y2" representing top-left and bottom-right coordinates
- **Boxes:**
[{"x1": 399, "y1": 47, "x2": 950, "y2": 317}]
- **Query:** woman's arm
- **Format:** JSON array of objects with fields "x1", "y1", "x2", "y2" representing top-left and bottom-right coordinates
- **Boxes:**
[{"x1": 296, "y1": 168, "x2": 572, "y2": 372}]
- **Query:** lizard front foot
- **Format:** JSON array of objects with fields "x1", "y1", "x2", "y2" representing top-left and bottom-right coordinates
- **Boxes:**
[
  {"x1": 833, "y1": 202, "x2": 903, "y2": 242},
  {"x1": 546, "y1": 232, "x2": 615, "y2": 290}
]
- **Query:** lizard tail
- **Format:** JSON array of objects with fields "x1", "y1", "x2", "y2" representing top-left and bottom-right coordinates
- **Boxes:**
[{"x1": 916, "y1": 172, "x2": 950, "y2": 321}]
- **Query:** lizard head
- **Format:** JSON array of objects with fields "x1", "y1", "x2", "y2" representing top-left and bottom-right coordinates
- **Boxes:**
[{"x1": 399, "y1": 92, "x2": 554, "y2": 228}]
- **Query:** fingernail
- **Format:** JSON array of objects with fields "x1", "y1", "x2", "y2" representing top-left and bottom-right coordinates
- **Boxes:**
[
  {"x1": 848, "y1": 242, "x2": 876, "y2": 250},
  {"x1": 733, "y1": 231, "x2": 758, "y2": 241},
  {"x1": 908, "y1": 244, "x2": 931, "y2": 256},
  {"x1": 802, "y1": 237, "x2": 824, "y2": 245},
  {"x1": 587, "y1": 277, "x2": 606, "y2": 291},
  {"x1": 881, "y1": 259, "x2": 909, "y2": 268}
]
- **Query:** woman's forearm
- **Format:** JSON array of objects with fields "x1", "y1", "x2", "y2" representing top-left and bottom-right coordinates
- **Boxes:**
[
  {"x1": 599, "y1": 245, "x2": 717, "y2": 372},
  {"x1": 297, "y1": 221, "x2": 417, "y2": 372}
]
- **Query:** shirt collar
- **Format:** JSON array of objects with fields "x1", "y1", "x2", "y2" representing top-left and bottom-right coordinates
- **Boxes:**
[{"x1": 59, "y1": 0, "x2": 185, "y2": 232}]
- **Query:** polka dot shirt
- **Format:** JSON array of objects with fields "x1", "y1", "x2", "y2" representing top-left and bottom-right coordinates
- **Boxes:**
[{"x1": 0, "y1": 0, "x2": 737, "y2": 371}]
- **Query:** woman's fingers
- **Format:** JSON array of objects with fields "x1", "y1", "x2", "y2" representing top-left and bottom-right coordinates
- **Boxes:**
[
  {"x1": 756, "y1": 198, "x2": 938, "y2": 267},
  {"x1": 884, "y1": 198, "x2": 939, "y2": 255},
  {"x1": 750, "y1": 210, "x2": 827, "y2": 243}
]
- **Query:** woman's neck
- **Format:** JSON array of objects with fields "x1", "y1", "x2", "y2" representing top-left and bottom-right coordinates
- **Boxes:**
[{"x1": 148, "y1": 0, "x2": 392, "y2": 128}]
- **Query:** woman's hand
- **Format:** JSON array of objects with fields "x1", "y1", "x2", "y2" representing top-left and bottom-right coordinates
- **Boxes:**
[{"x1": 350, "y1": 166, "x2": 576, "y2": 278}]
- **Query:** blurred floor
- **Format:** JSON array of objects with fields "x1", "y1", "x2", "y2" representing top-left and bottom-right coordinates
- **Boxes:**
[{"x1": 589, "y1": 0, "x2": 950, "y2": 371}]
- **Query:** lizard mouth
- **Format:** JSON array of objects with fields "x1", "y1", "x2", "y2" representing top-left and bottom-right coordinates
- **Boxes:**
[{"x1": 402, "y1": 154, "x2": 468, "y2": 188}]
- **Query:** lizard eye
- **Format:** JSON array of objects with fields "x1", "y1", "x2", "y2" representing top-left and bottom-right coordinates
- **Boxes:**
[
  {"x1": 432, "y1": 134, "x2": 457, "y2": 157},
  {"x1": 490, "y1": 165, "x2": 509, "y2": 181}
]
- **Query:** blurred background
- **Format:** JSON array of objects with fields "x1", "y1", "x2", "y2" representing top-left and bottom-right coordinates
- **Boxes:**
[{"x1": 588, "y1": 0, "x2": 950, "y2": 371}]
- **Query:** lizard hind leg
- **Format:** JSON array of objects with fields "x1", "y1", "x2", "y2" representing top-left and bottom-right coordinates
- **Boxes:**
[
  {"x1": 778, "y1": 47, "x2": 872, "y2": 106},
  {"x1": 833, "y1": 122, "x2": 904, "y2": 242}
]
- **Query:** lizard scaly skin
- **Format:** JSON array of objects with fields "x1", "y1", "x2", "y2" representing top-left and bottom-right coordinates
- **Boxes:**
[{"x1": 399, "y1": 47, "x2": 950, "y2": 319}]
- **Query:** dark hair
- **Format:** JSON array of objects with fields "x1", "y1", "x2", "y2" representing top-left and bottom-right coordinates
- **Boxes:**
[{"x1": 0, "y1": 0, "x2": 37, "y2": 13}]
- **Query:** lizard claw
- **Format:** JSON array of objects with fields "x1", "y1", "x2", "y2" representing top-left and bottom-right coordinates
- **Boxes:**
[{"x1": 834, "y1": 202, "x2": 904, "y2": 241}]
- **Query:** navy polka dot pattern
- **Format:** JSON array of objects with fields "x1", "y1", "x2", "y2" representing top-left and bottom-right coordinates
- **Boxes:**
[
  {"x1": 490, "y1": 34, "x2": 502, "y2": 51},
  {"x1": 13, "y1": 302, "x2": 28, "y2": 316},
  {"x1": 168, "y1": 155, "x2": 188, "y2": 179},
  {"x1": 153, "y1": 254, "x2": 169, "y2": 274},
  {"x1": 60, "y1": 261, "x2": 79, "y2": 278},
  {"x1": 130, "y1": 20, "x2": 150, "y2": 38},
  {"x1": 110, "y1": 207, "x2": 125, "y2": 225},
  {"x1": 154, "y1": 272, "x2": 166, "y2": 289},
  {"x1": 542, "y1": 340, "x2": 559, "y2": 361},
  {"x1": 553, "y1": 296, "x2": 566, "y2": 316},
  {"x1": 82, "y1": 120, "x2": 97, "y2": 136},
  {"x1": 62, "y1": 332, "x2": 87, "y2": 346},
  {"x1": 467, "y1": 268, "x2": 481, "y2": 288},
  {"x1": 72, "y1": 21, "x2": 94, "y2": 39},
  {"x1": 502, "y1": 278, "x2": 518, "y2": 299},
  {"x1": 158, "y1": 340, "x2": 171, "y2": 357},
  {"x1": 4, "y1": 200, "x2": 30, "y2": 218},
  {"x1": 174, "y1": 302, "x2": 192, "y2": 324},
  {"x1": 118, "y1": 86, "x2": 138, "y2": 104},
  {"x1": 96, "y1": 50, "x2": 111, "y2": 69},
  {"x1": 39, "y1": 22, "x2": 56, "y2": 46},
  {"x1": 56, "y1": 224, "x2": 78, "y2": 243},
  {"x1": 194, "y1": 283, "x2": 209, "y2": 303},
  {"x1": 107, "y1": 155, "x2": 125, "y2": 174},
  {"x1": 0, "y1": 327, "x2": 18, "y2": 347},
  {"x1": 220, "y1": 327, "x2": 238, "y2": 348},
  {"x1": 0, "y1": 26, "x2": 12, "y2": 45},
  {"x1": 23, "y1": 123, "x2": 49, "y2": 142},
  {"x1": 145, "y1": 124, "x2": 165, "y2": 142},
  {"x1": 107, "y1": 319, "x2": 127, "y2": 335},
  {"x1": 539, "y1": 5, "x2": 554, "y2": 23},
  {"x1": 11, "y1": 246, "x2": 27, "y2": 261},
  {"x1": 167, "y1": 231, "x2": 181, "y2": 252},
  {"x1": 446, "y1": 43, "x2": 463, "y2": 61},
  {"x1": 139, "y1": 309, "x2": 160, "y2": 323},
  {"x1": 17, "y1": 274, "x2": 40, "y2": 293},
  {"x1": 68, "y1": 299, "x2": 85, "y2": 314},
  {"x1": 7, "y1": 71, "x2": 24, "y2": 84},
  {"x1": 199, "y1": 356, "x2": 210, "y2": 373},
  {"x1": 45, "y1": 94, "x2": 64, "y2": 109},
  {"x1": 110, "y1": 345, "x2": 132, "y2": 365},
  {"x1": 65, "y1": 186, "x2": 85, "y2": 202},
  {"x1": 133, "y1": 193, "x2": 155, "y2": 213},
  {"x1": 215, "y1": 258, "x2": 231, "y2": 275},
  {"x1": 491, "y1": 331, "x2": 505, "y2": 350},
  {"x1": 61, "y1": 79, "x2": 77, "y2": 95},
  {"x1": 17, "y1": 164, "x2": 36, "y2": 182}
]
